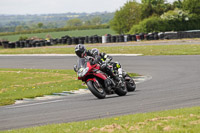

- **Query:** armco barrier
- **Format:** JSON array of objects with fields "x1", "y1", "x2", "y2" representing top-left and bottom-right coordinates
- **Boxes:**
[{"x1": 1, "y1": 30, "x2": 200, "y2": 49}]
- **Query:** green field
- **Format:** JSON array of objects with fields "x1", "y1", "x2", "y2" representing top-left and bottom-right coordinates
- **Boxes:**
[
  {"x1": 1, "y1": 44, "x2": 200, "y2": 55},
  {"x1": 0, "y1": 28, "x2": 115, "y2": 42},
  {"x1": 2, "y1": 106, "x2": 200, "y2": 133}
]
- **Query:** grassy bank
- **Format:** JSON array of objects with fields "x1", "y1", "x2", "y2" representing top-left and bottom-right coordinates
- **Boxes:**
[
  {"x1": 1, "y1": 44, "x2": 200, "y2": 55},
  {"x1": 0, "y1": 29, "x2": 115, "y2": 42},
  {"x1": 2, "y1": 106, "x2": 200, "y2": 133},
  {"x1": 0, "y1": 68, "x2": 84, "y2": 106}
]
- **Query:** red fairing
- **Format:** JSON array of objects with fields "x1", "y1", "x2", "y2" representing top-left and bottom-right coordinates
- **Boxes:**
[
  {"x1": 87, "y1": 61, "x2": 92, "y2": 69},
  {"x1": 86, "y1": 72, "x2": 107, "y2": 82},
  {"x1": 93, "y1": 73, "x2": 107, "y2": 80},
  {"x1": 86, "y1": 77, "x2": 96, "y2": 82},
  {"x1": 86, "y1": 61, "x2": 107, "y2": 82},
  {"x1": 77, "y1": 58, "x2": 107, "y2": 82}
]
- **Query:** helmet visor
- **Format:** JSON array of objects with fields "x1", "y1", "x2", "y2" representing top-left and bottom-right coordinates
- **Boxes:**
[{"x1": 75, "y1": 51, "x2": 83, "y2": 58}]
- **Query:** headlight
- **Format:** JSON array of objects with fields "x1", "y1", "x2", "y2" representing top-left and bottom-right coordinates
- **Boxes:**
[{"x1": 78, "y1": 67, "x2": 89, "y2": 77}]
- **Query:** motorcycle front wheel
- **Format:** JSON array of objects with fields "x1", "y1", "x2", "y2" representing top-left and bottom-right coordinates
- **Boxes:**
[{"x1": 87, "y1": 80, "x2": 106, "y2": 99}]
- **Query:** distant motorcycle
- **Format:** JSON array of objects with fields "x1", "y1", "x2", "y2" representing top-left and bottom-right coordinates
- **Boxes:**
[{"x1": 74, "y1": 56, "x2": 136, "y2": 99}]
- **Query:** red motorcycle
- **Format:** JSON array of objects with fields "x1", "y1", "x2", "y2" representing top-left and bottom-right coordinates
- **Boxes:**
[{"x1": 74, "y1": 57, "x2": 136, "y2": 99}]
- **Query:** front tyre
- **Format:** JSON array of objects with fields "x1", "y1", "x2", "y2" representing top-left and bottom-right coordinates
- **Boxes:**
[{"x1": 87, "y1": 80, "x2": 106, "y2": 99}]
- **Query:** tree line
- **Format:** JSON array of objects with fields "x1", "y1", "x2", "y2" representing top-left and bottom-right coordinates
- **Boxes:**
[
  {"x1": 0, "y1": 25, "x2": 109, "y2": 37},
  {"x1": 0, "y1": 12, "x2": 114, "y2": 33},
  {"x1": 110, "y1": 0, "x2": 200, "y2": 34}
]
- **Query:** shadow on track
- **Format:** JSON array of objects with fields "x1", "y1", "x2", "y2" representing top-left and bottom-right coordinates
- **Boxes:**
[{"x1": 87, "y1": 92, "x2": 137, "y2": 101}]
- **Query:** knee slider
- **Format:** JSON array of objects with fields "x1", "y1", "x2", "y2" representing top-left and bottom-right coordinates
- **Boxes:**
[{"x1": 114, "y1": 62, "x2": 121, "y2": 69}]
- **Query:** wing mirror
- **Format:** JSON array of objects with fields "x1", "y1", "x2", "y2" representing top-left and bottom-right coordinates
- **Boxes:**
[{"x1": 73, "y1": 65, "x2": 78, "y2": 72}]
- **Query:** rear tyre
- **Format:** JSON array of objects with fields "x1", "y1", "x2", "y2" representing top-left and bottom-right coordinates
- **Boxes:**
[
  {"x1": 87, "y1": 80, "x2": 106, "y2": 99},
  {"x1": 115, "y1": 82, "x2": 127, "y2": 96},
  {"x1": 125, "y1": 74, "x2": 136, "y2": 92}
]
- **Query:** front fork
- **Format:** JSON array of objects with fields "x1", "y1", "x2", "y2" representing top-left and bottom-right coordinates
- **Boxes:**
[{"x1": 86, "y1": 77, "x2": 101, "y2": 88}]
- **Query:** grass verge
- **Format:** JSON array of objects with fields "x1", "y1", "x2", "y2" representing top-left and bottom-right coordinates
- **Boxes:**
[
  {"x1": 1, "y1": 106, "x2": 200, "y2": 133},
  {"x1": 1, "y1": 44, "x2": 200, "y2": 55},
  {"x1": 0, "y1": 68, "x2": 138, "y2": 106},
  {"x1": 0, "y1": 68, "x2": 84, "y2": 106}
]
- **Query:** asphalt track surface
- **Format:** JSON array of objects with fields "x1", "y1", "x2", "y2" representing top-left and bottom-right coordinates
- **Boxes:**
[{"x1": 0, "y1": 55, "x2": 200, "y2": 131}]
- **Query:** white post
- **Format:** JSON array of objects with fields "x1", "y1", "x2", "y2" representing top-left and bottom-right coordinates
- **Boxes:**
[
  {"x1": 102, "y1": 36, "x2": 106, "y2": 44},
  {"x1": 124, "y1": 35, "x2": 128, "y2": 42}
]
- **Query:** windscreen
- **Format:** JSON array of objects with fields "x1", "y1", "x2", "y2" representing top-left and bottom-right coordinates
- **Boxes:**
[{"x1": 77, "y1": 58, "x2": 87, "y2": 69}]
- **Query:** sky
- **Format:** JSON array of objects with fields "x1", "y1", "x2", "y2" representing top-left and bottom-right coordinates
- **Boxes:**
[{"x1": 0, "y1": 0, "x2": 176, "y2": 15}]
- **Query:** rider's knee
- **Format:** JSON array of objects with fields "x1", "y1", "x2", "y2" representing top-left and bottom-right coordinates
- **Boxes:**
[{"x1": 113, "y1": 62, "x2": 121, "y2": 69}]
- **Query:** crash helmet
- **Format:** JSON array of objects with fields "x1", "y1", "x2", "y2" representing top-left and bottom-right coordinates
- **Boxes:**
[
  {"x1": 75, "y1": 44, "x2": 86, "y2": 58},
  {"x1": 91, "y1": 48, "x2": 99, "y2": 56}
]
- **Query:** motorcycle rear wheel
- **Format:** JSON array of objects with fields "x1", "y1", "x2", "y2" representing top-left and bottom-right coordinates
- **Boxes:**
[
  {"x1": 115, "y1": 83, "x2": 127, "y2": 96},
  {"x1": 125, "y1": 74, "x2": 136, "y2": 92},
  {"x1": 87, "y1": 80, "x2": 106, "y2": 99}
]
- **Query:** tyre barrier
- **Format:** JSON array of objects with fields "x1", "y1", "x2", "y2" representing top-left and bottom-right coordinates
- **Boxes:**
[
  {"x1": 139, "y1": 33, "x2": 144, "y2": 40},
  {"x1": 146, "y1": 33, "x2": 155, "y2": 40},
  {"x1": 20, "y1": 41, "x2": 25, "y2": 48},
  {"x1": 111, "y1": 36, "x2": 116, "y2": 42},
  {"x1": 106, "y1": 35, "x2": 111, "y2": 43},
  {"x1": 85, "y1": 36, "x2": 89, "y2": 44},
  {"x1": 2, "y1": 41, "x2": 9, "y2": 48},
  {"x1": 78, "y1": 37, "x2": 85, "y2": 44},
  {"x1": 164, "y1": 32, "x2": 178, "y2": 39},
  {"x1": 61, "y1": 38, "x2": 67, "y2": 44},
  {"x1": 93, "y1": 35, "x2": 99, "y2": 43},
  {"x1": 136, "y1": 35, "x2": 141, "y2": 41},
  {"x1": 1, "y1": 30, "x2": 200, "y2": 49},
  {"x1": 8, "y1": 42, "x2": 15, "y2": 48},
  {"x1": 131, "y1": 35, "x2": 136, "y2": 41},
  {"x1": 72, "y1": 37, "x2": 79, "y2": 44},
  {"x1": 126, "y1": 34, "x2": 132, "y2": 42},
  {"x1": 158, "y1": 32, "x2": 165, "y2": 40},
  {"x1": 98, "y1": 36, "x2": 102, "y2": 43},
  {"x1": 67, "y1": 38, "x2": 72, "y2": 45}
]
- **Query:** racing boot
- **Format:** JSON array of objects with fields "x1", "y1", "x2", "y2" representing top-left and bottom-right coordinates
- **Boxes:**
[
  {"x1": 117, "y1": 68, "x2": 125, "y2": 87},
  {"x1": 104, "y1": 78, "x2": 114, "y2": 93},
  {"x1": 106, "y1": 67, "x2": 119, "y2": 84}
]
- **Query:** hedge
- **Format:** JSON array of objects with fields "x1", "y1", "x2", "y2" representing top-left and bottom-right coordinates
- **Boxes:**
[
  {"x1": 129, "y1": 15, "x2": 200, "y2": 34},
  {"x1": 0, "y1": 24, "x2": 109, "y2": 37}
]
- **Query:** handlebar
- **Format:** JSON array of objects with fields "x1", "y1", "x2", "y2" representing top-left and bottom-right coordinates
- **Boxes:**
[{"x1": 84, "y1": 56, "x2": 96, "y2": 65}]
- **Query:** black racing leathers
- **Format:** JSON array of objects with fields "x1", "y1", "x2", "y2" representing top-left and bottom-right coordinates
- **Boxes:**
[{"x1": 86, "y1": 50, "x2": 116, "y2": 80}]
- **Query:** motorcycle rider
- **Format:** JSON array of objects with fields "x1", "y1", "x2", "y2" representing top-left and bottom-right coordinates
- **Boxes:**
[
  {"x1": 88, "y1": 48, "x2": 123, "y2": 80},
  {"x1": 75, "y1": 44, "x2": 123, "y2": 88}
]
